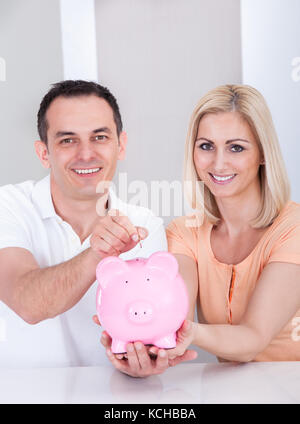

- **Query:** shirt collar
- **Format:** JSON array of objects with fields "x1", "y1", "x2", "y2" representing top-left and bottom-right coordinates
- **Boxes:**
[{"x1": 31, "y1": 174, "x2": 123, "y2": 220}]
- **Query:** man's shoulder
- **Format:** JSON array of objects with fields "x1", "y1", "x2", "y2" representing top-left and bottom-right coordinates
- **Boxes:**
[{"x1": 0, "y1": 179, "x2": 36, "y2": 208}]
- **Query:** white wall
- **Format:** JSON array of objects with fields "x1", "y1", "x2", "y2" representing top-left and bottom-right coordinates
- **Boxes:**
[
  {"x1": 0, "y1": 0, "x2": 64, "y2": 185},
  {"x1": 241, "y1": 0, "x2": 300, "y2": 202}
]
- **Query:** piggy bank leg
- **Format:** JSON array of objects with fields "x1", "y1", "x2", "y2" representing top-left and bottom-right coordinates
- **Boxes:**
[
  {"x1": 153, "y1": 333, "x2": 176, "y2": 349},
  {"x1": 111, "y1": 339, "x2": 127, "y2": 354}
]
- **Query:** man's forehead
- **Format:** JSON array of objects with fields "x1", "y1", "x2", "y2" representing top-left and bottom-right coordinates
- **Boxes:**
[
  {"x1": 47, "y1": 94, "x2": 113, "y2": 114},
  {"x1": 45, "y1": 95, "x2": 116, "y2": 133}
]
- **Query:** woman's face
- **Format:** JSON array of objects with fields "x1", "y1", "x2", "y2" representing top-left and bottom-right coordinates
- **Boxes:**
[{"x1": 193, "y1": 111, "x2": 263, "y2": 200}]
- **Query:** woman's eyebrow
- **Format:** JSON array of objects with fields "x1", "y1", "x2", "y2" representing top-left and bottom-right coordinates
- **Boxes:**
[{"x1": 195, "y1": 137, "x2": 250, "y2": 144}]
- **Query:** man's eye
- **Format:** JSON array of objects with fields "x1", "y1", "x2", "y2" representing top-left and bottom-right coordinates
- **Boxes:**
[
  {"x1": 95, "y1": 135, "x2": 108, "y2": 142},
  {"x1": 199, "y1": 143, "x2": 213, "y2": 151},
  {"x1": 230, "y1": 144, "x2": 244, "y2": 153},
  {"x1": 60, "y1": 138, "x2": 74, "y2": 144}
]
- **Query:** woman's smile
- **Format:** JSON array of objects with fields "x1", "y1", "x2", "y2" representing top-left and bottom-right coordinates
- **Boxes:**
[{"x1": 209, "y1": 173, "x2": 237, "y2": 184}]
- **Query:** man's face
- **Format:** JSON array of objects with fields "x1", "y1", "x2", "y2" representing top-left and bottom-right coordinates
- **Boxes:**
[{"x1": 35, "y1": 95, "x2": 126, "y2": 200}]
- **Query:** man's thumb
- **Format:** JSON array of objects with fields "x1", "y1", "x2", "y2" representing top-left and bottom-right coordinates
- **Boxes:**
[{"x1": 136, "y1": 226, "x2": 148, "y2": 240}]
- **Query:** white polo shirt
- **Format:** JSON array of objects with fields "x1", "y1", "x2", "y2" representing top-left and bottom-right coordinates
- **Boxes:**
[{"x1": 0, "y1": 175, "x2": 167, "y2": 368}]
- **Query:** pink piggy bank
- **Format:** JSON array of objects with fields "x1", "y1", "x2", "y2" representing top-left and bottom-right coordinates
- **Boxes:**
[{"x1": 96, "y1": 251, "x2": 189, "y2": 353}]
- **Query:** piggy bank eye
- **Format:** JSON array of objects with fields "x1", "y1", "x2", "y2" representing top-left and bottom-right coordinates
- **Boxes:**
[
  {"x1": 125, "y1": 280, "x2": 128, "y2": 284},
  {"x1": 146, "y1": 278, "x2": 150, "y2": 282}
]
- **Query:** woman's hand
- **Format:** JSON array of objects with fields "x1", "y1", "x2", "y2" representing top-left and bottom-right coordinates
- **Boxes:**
[{"x1": 164, "y1": 319, "x2": 196, "y2": 361}]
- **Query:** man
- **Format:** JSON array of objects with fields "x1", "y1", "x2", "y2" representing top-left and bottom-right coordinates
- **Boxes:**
[{"x1": 0, "y1": 80, "x2": 196, "y2": 375}]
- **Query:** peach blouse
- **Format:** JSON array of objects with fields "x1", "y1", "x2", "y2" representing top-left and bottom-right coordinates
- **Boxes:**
[{"x1": 166, "y1": 201, "x2": 300, "y2": 361}]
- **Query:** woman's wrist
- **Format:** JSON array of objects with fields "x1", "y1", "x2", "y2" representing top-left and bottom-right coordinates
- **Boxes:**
[{"x1": 190, "y1": 320, "x2": 199, "y2": 345}]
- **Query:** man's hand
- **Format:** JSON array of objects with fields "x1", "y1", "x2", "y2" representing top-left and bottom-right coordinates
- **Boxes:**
[
  {"x1": 90, "y1": 209, "x2": 148, "y2": 258},
  {"x1": 93, "y1": 315, "x2": 198, "y2": 377}
]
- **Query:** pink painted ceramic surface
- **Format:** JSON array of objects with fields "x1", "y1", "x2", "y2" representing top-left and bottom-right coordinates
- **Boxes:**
[{"x1": 96, "y1": 251, "x2": 189, "y2": 353}]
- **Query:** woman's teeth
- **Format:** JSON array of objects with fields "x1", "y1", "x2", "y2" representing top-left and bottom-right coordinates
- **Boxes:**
[
  {"x1": 73, "y1": 168, "x2": 100, "y2": 174},
  {"x1": 210, "y1": 173, "x2": 236, "y2": 182}
]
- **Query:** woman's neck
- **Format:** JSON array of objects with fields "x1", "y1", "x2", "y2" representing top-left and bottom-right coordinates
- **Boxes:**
[{"x1": 214, "y1": 182, "x2": 262, "y2": 237}]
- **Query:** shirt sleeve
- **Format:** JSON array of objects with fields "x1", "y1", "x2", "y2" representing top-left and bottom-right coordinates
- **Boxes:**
[
  {"x1": 166, "y1": 218, "x2": 197, "y2": 262},
  {"x1": 268, "y1": 224, "x2": 300, "y2": 265},
  {"x1": 0, "y1": 202, "x2": 33, "y2": 252}
]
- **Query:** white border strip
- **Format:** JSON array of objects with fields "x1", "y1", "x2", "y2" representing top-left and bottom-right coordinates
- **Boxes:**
[{"x1": 59, "y1": 0, "x2": 98, "y2": 81}]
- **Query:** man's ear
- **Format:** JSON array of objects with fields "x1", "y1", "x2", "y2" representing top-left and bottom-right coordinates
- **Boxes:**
[
  {"x1": 34, "y1": 140, "x2": 51, "y2": 169},
  {"x1": 117, "y1": 131, "x2": 127, "y2": 161}
]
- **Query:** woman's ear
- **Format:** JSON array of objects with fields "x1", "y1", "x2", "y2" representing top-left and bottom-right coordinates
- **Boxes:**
[{"x1": 34, "y1": 140, "x2": 51, "y2": 169}]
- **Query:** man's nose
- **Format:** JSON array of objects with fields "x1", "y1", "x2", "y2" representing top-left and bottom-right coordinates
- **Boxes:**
[{"x1": 76, "y1": 141, "x2": 97, "y2": 161}]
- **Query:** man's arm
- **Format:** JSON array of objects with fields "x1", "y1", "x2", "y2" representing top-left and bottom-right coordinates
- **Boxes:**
[
  {"x1": 0, "y1": 246, "x2": 101, "y2": 324},
  {"x1": 0, "y1": 210, "x2": 146, "y2": 324}
]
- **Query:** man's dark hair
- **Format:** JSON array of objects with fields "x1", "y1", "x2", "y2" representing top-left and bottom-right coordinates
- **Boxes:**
[{"x1": 37, "y1": 80, "x2": 123, "y2": 145}]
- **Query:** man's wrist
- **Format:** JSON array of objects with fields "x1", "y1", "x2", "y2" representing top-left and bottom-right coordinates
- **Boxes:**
[{"x1": 85, "y1": 247, "x2": 105, "y2": 266}]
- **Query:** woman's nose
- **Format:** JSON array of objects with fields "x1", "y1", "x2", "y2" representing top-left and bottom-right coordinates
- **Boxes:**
[{"x1": 213, "y1": 149, "x2": 227, "y2": 172}]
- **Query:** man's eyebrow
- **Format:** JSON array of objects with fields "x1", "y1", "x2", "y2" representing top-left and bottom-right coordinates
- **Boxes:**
[
  {"x1": 196, "y1": 137, "x2": 250, "y2": 144},
  {"x1": 55, "y1": 131, "x2": 76, "y2": 138},
  {"x1": 54, "y1": 127, "x2": 112, "y2": 139},
  {"x1": 93, "y1": 127, "x2": 112, "y2": 134}
]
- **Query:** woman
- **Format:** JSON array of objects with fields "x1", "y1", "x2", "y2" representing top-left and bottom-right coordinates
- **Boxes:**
[{"x1": 163, "y1": 84, "x2": 300, "y2": 362}]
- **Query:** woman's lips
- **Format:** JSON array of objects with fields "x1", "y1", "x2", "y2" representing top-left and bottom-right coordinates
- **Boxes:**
[{"x1": 209, "y1": 173, "x2": 237, "y2": 185}]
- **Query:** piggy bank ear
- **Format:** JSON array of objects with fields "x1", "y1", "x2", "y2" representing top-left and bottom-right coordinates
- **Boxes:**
[
  {"x1": 146, "y1": 251, "x2": 179, "y2": 280},
  {"x1": 96, "y1": 256, "x2": 129, "y2": 290}
]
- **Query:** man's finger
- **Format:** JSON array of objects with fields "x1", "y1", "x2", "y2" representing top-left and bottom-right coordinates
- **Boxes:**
[
  {"x1": 92, "y1": 314, "x2": 101, "y2": 326},
  {"x1": 100, "y1": 331, "x2": 111, "y2": 348},
  {"x1": 136, "y1": 226, "x2": 148, "y2": 241},
  {"x1": 108, "y1": 209, "x2": 139, "y2": 240},
  {"x1": 155, "y1": 349, "x2": 169, "y2": 372},
  {"x1": 133, "y1": 342, "x2": 151, "y2": 369},
  {"x1": 126, "y1": 343, "x2": 141, "y2": 373}
]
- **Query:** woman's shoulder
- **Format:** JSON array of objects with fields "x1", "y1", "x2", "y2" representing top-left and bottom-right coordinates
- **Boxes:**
[
  {"x1": 166, "y1": 214, "x2": 209, "y2": 237},
  {"x1": 273, "y1": 201, "x2": 300, "y2": 229},
  {"x1": 265, "y1": 201, "x2": 300, "y2": 244}
]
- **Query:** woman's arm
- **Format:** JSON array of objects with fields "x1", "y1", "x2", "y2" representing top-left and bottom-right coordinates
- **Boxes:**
[
  {"x1": 173, "y1": 254, "x2": 199, "y2": 321},
  {"x1": 168, "y1": 261, "x2": 300, "y2": 362}
]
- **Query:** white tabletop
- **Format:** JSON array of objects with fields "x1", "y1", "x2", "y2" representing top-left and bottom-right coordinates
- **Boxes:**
[{"x1": 0, "y1": 361, "x2": 299, "y2": 404}]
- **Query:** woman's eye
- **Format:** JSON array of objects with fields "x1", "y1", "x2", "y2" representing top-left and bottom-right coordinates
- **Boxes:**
[
  {"x1": 199, "y1": 143, "x2": 213, "y2": 151},
  {"x1": 230, "y1": 144, "x2": 244, "y2": 153}
]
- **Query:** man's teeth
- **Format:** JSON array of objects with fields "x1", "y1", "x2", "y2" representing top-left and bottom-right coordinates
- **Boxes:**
[
  {"x1": 212, "y1": 174, "x2": 235, "y2": 181},
  {"x1": 74, "y1": 168, "x2": 100, "y2": 174}
]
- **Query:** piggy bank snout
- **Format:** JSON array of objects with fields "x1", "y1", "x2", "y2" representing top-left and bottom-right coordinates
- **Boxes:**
[{"x1": 128, "y1": 301, "x2": 153, "y2": 324}]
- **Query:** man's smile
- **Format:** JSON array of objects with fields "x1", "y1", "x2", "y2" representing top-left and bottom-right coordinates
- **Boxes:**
[{"x1": 71, "y1": 167, "x2": 103, "y2": 177}]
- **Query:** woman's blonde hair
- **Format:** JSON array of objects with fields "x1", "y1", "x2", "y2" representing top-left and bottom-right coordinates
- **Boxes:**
[{"x1": 184, "y1": 84, "x2": 290, "y2": 228}]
